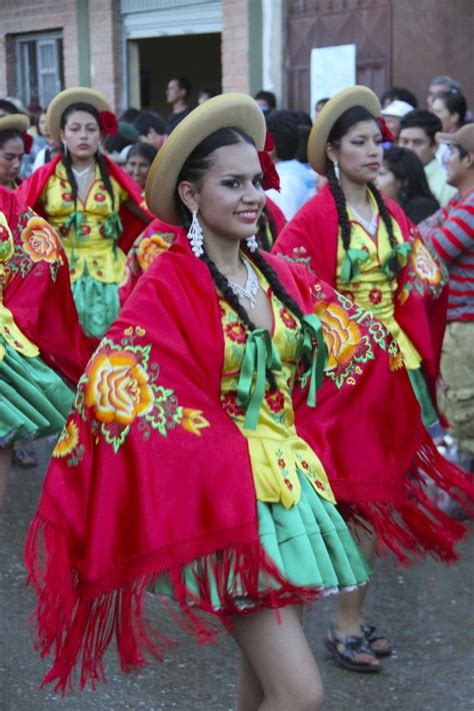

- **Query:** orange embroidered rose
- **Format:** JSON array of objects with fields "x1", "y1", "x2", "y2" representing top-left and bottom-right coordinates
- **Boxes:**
[
  {"x1": 21, "y1": 217, "x2": 61, "y2": 263},
  {"x1": 85, "y1": 350, "x2": 154, "y2": 425},
  {"x1": 412, "y1": 238, "x2": 442, "y2": 285},
  {"x1": 53, "y1": 420, "x2": 79, "y2": 458},
  {"x1": 136, "y1": 234, "x2": 172, "y2": 271},
  {"x1": 314, "y1": 302, "x2": 361, "y2": 369},
  {"x1": 181, "y1": 408, "x2": 210, "y2": 436}
]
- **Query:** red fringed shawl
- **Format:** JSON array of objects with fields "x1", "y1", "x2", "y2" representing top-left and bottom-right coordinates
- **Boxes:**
[
  {"x1": 0, "y1": 187, "x2": 96, "y2": 384},
  {"x1": 25, "y1": 234, "x2": 474, "y2": 692},
  {"x1": 15, "y1": 154, "x2": 152, "y2": 254},
  {"x1": 273, "y1": 184, "x2": 449, "y2": 410}
]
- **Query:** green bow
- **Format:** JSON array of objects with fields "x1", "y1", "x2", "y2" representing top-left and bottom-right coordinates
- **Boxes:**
[
  {"x1": 382, "y1": 242, "x2": 412, "y2": 278},
  {"x1": 296, "y1": 314, "x2": 328, "y2": 407},
  {"x1": 340, "y1": 248, "x2": 369, "y2": 283},
  {"x1": 102, "y1": 211, "x2": 124, "y2": 256},
  {"x1": 64, "y1": 210, "x2": 84, "y2": 239},
  {"x1": 237, "y1": 329, "x2": 282, "y2": 430}
]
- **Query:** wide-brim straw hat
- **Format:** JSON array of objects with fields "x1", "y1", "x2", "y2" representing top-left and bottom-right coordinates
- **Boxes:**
[
  {"x1": 145, "y1": 93, "x2": 266, "y2": 224},
  {"x1": 308, "y1": 85, "x2": 381, "y2": 175},
  {"x1": 47, "y1": 87, "x2": 113, "y2": 142},
  {"x1": 0, "y1": 114, "x2": 30, "y2": 134}
]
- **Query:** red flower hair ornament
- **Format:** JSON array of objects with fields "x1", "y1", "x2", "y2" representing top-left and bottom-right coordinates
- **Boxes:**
[
  {"x1": 23, "y1": 133, "x2": 33, "y2": 154},
  {"x1": 377, "y1": 116, "x2": 394, "y2": 143},
  {"x1": 99, "y1": 111, "x2": 119, "y2": 136},
  {"x1": 258, "y1": 131, "x2": 280, "y2": 192}
]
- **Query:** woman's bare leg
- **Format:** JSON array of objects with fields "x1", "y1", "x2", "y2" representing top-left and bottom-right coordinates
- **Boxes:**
[
  {"x1": 232, "y1": 604, "x2": 323, "y2": 711},
  {"x1": 0, "y1": 446, "x2": 13, "y2": 510}
]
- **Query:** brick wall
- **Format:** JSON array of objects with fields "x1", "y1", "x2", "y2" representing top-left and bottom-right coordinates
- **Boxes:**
[
  {"x1": 0, "y1": 0, "x2": 79, "y2": 99},
  {"x1": 88, "y1": 0, "x2": 122, "y2": 108},
  {"x1": 221, "y1": 0, "x2": 250, "y2": 93}
]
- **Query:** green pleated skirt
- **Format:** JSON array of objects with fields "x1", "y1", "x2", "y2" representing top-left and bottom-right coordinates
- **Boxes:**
[
  {"x1": 72, "y1": 273, "x2": 120, "y2": 338},
  {"x1": 407, "y1": 367, "x2": 438, "y2": 428},
  {"x1": 156, "y1": 472, "x2": 370, "y2": 609},
  {"x1": 0, "y1": 338, "x2": 74, "y2": 447}
]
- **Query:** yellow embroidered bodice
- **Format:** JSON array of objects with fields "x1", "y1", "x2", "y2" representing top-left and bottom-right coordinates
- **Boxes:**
[
  {"x1": 219, "y1": 269, "x2": 335, "y2": 510},
  {"x1": 39, "y1": 162, "x2": 129, "y2": 284},
  {"x1": 0, "y1": 211, "x2": 39, "y2": 361},
  {"x1": 336, "y1": 194, "x2": 421, "y2": 369}
]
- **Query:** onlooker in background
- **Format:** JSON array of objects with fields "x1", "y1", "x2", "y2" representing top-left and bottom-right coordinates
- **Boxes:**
[
  {"x1": 103, "y1": 120, "x2": 140, "y2": 163},
  {"x1": 381, "y1": 100, "x2": 415, "y2": 142},
  {"x1": 21, "y1": 109, "x2": 56, "y2": 178},
  {"x1": 0, "y1": 99, "x2": 21, "y2": 117},
  {"x1": 295, "y1": 124, "x2": 317, "y2": 199},
  {"x1": 419, "y1": 124, "x2": 474, "y2": 470},
  {"x1": 380, "y1": 86, "x2": 418, "y2": 110},
  {"x1": 197, "y1": 88, "x2": 218, "y2": 105},
  {"x1": 265, "y1": 109, "x2": 313, "y2": 219},
  {"x1": 426, "y1": 75, "x2": 461, "y2": 111},
  {"x1": 120, "y1": 107, "x2": 140, "y2": 123},
  {"x1": 431, "y1": 90, "x2": 468, "y2": 166},
  {"x1": 134, "y1": 110, "x2": 167, "y2": 151},
  {"x1": 314, "y1": 97, "x2": 330, "y2": 117},
  {"x1": 165, "y1": 76, "x2": 192, "y2": 133},
  {"x1": 254, "y1": 90, "x2": 277, "y2": 113},
  {"x1": 399, "y1": 109, "x2": 457, "y2": 206},
  {"x1": 375, "y1": 146, "x2": 439, "y2": 223},
  {"x1": 124, "y1": 142, "x2": 157, "y2": 190}
]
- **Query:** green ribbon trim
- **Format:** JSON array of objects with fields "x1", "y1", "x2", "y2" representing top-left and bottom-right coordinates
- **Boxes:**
[
  {"x1": 382, "y1": 242, "x2": 412, "y2": 278},
  {"x1": 296, "y1": 314, "x2": 328, "y2": 408},
  {"x1": 340, "y1": 248, "x2": 369, "y2": 283},
  {"x1": 64, "y1": 210, "x2": 85, "y2": 239},
  {"x1": 237, "y1": 329, "x2": 282, "y2": 430},
  {"x1": 102, "y1": 211, "x2": 124, "y2": 257}
]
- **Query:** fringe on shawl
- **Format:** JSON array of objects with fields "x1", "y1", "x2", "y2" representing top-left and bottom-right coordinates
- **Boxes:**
[
  {"x1": 338, "y1": 434, "x2": 474, "y2": 565},
  {"x1": 24, "y1": 518, "x2": 320, "y2": 695}
]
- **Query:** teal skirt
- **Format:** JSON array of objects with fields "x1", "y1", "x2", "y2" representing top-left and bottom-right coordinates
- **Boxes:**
[
  {"x1": 0, "y1": 338, "x2": 74, "y2": 447},
  {"x1": 156, "y1": 472, "x2": 370, "y2": 610},
  {"x1": 72, "y1": 272, "x2": 120, "y2": 338}
]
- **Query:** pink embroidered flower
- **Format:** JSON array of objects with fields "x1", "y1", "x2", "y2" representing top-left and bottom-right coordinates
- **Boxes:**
[
  {"x1": 265, "y1": 389, "x2": 285, "y2": 413},
  {"x1": 369, "y1": 288, "x2": 383, "y2": 305},
  {"x1": 280, "y1": 307, "x2": 297, "y2": 330},
  {"x1": 301, "y1": 460, "x2": 309, "y2": 471},
  {"x1": 225, "y1": 322, "x2": 247, "y2": 344},
  {"x1": 61, "y1": 192, "x2": 73, "y2": 203},
  {"x1": 94, "y1": 192, "x2": 106, "y2": 203},
  {"x1": 278, "y1": 458, "x2": 286, "y2": 469},
  {"x1": 284, "y1": 478, "x2": 293, "y2": 491},
  {"x1": 315, "y1": 480, "x2": 324, "y2": 491}
]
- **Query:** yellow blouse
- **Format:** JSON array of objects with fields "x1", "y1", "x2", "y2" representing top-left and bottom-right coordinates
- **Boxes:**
[
  {"x1": 39, "y1": 161, "x2": 129, "y2": 284},
  {"x1": 336, "y1": 194, "x2": 421, "y2": 369},
  {"x1": 219, "y1": 269, "x2": 335, "y2": 510}
]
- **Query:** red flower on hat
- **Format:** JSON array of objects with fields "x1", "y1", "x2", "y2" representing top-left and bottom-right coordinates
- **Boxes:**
[
  {"x1": 23, "y1": 133, "x2": 33, "y2": 154},
  {"x1": 377, "y1": 117, "x2": 394, "y2": 143},
  {"x1": 99, "y1": 111, "x2": 118, "y2": 136},
  {"x1": 264, "y1": 131, "x2": 275, "y2": 152},
  {"x1": 258, "y1": 130, "x2": 280, "y2": 192}
]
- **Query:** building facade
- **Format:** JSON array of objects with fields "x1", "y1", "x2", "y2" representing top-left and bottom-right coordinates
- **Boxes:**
[{"x1": 0, "y1": 0, "x2": 472, "y2": 115}]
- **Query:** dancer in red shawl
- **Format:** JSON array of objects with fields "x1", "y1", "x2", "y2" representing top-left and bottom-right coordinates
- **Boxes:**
[
  {"x1": 0, "y1": 186, "x2": 95, "y2": 507},
  {"x1": 273, "y1": 86, "x2": 462, "y2": 672},
  {"x1": 16, "y1": 88, "x2": 151, "y2": 338},
  {"x1": 25, "y1": 95, "x2": 474, "y2": 704}
]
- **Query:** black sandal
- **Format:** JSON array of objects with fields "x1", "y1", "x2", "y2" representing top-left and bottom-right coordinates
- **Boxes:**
[
  {"x1": 362, "y1": 624, "x2": 392, "y2": 657},
  {"x1": 324, "y1": 625, "x2": 380, "y2": 673}
]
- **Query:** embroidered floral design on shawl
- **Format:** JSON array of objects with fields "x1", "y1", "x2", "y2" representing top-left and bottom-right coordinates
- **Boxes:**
[
  {"x1": 9, "y1": 211, "x2": 63, "y2": 281},
  {"x1": 397, "y1": 228, "x2": 447, "y2": 306},
  {"x1": 53, "y1": 324, "x2": 210, "y2": 459}
]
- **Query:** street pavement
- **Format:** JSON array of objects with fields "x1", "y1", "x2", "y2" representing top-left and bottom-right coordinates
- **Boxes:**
[{"x1": 1, "y1": 439, "x2": 473, "y2": 710}]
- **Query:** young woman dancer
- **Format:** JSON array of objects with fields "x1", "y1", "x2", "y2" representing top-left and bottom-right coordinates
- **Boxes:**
[
  {"x1": 25, "y1": 95, "x2": 473, "y2": 706},
  {"x1": 273, "y1": 86, "x2": 471, "y2": 671},
  {"x1": 16, "y1": 88, "x2": 151, "y2": 337}
]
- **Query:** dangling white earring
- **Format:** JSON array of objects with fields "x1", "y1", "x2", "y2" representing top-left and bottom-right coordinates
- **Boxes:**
[
  {"x1": 187, "y1": 210, "x2": 204, "y2": 257},
  {"x1": 334, "y1": 160, "x2": 340, "y2": 181},
  {"x1": 62, "y1": 142, "x2": 69, "y2": 159},
  {"x1": 246, "y1": 235, "x2": 258, "y2": 252}
]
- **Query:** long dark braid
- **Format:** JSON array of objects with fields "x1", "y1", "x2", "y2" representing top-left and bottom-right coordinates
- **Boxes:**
[
  {"x1": 326, "y1": 105, "x2": 402, "y2": 278},
  {"x1": 248, "y1": 248, "x2": 306, "y2": 323}
]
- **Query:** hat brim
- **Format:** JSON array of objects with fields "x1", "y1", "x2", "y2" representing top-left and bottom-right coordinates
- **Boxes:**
[
  {"x1": 145, "y1": 93, "x2": 267, "y2": 224},
  {"x1": 0, "y1": 114, "x2": 30, "y2": 134},
  {"x1": 308, "y1": 86, "x2": 381, "y2": 175},
  {"x1": 47, "y1": 87, "x2": 113, "y2": 142}
]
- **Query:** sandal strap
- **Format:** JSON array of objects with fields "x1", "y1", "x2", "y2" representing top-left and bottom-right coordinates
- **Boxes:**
[{"x1": 328, "y1": 625, "x2": 373, "y2": 663}]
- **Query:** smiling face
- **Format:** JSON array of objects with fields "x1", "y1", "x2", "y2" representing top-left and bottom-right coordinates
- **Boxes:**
[
  {"x1": 178, "y1": 141, "x2": 266, "y2": 246},
  {"x1": 60, "y1": 109, "x2": 101, "y2": 161},
  {"x1": 327, "y1": 119, "x2": 383, "y2": 186},
  {"x1": 0, "y1": 135, "x2": 24, "y2": 186},
  {"x1": 125, "y1": 154, "x2": 152, "y2": 189}
]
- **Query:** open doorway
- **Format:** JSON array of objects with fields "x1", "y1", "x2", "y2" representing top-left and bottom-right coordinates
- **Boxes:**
[{"x1": 129, "y1": 33, "x2": 221, "y2": 117}]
